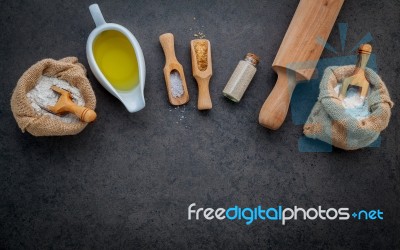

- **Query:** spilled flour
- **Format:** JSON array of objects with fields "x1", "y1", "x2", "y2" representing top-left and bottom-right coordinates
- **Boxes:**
[
  {"x1": 27, "y1": 76, "x2": 85, "y2": 123},
  {"x1": 335, "y1": 83, "x2": 370, "y2": 120}
]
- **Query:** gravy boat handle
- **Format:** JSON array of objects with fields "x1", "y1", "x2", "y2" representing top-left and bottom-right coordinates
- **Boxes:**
[{"x1": 89, "y1": 4, "x2": 106, "y2": 27}]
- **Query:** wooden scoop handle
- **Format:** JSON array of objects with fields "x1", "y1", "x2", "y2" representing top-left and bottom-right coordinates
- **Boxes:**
[
  {"x1": 66, "y1": 104, "x2": 97, "y2": 123},
  {"x1": 195, "y1": 77, "x2": 212, "y2": 110},
  {"x1": 159, "y1": 33, "x2": 177, "y2": 64},
  {"x1": 49, "y1": 86, "x2": 97, "y2": 123},
  {"x1": 259, "y1": 69, "x2": 296, "y2": 130}
]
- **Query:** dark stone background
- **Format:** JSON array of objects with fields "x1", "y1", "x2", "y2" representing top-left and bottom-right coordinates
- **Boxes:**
[{"x1": 0, "y1": 0, "x2": 399, "y2": 249}]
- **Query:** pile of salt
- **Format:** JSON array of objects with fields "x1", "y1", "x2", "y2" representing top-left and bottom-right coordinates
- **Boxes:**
[{"x1": 170, "y1": 71, "x2": 184, "y2": 98}]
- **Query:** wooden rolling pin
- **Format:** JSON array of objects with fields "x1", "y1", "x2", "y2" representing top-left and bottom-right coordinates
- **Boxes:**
[{"x1": 259, "y1": 0, "x2": 344, "y2": 130}]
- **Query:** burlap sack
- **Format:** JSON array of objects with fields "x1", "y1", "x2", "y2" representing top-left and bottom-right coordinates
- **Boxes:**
[
  {"x1": 303, "y1": 65, "x2": 393, "y2": 150},
  {"x1": 11, "y1": 57, "x2": 96, "y2": 136}
]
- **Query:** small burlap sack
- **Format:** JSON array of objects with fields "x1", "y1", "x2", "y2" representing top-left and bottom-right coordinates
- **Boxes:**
[
  {"x1": 303, "y1": 65, "x2": 393, "y2": 150},
  {"x1": 11, "y1": 57, "x2": 96, "y2": 136}
]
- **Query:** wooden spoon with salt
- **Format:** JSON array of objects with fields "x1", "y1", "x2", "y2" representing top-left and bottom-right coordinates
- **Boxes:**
[
  {"x1": 191, "y1": 39, "x2": 212, "y2": 110},
  {"x1": 159, "y1": 33, "x2": 189, "y2": 106}
]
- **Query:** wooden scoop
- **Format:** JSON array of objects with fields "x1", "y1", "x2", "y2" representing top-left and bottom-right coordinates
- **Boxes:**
[
  {"x1": 339, "y1": 44, "x2": 372, "y2": 99},
  {"x1": 159, "y1": 33, "x2": 190, "y2": 106},
  {"x1": 191, "y1": 39, "x2": 213, "y2": 110},
  {"x1": 258, "y1": 0, "x2": 344, "y2": 130},
  {"x1": 48, "y1": 86, "x2": 97, "y2": 123}
]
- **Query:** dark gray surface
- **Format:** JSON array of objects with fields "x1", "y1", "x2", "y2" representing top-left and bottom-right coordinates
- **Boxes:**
[{"x1": 1, "y1": 0, "x2": 399, "y2": 249}]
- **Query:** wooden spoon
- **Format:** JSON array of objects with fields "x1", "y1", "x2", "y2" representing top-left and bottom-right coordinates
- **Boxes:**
[
  {"x1": 159, "y1": 33, "x2": 189, "y2": 106},
  {"x1": 191, "y1": 39, "x2": 212, "y2": 110},
  {"x1": 48, "y1": 86, "x2": 97, "y2": 123}
]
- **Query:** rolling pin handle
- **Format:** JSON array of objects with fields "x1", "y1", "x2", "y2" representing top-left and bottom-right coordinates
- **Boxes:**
[{"x1": 258, "y1": 69, "x2": 296, "y2": 130}]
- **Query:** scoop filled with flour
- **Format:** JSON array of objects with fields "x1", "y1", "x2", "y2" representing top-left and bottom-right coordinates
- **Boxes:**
[
  {"x1": 27, "y1": 76, "x2": 85, "y2": 123},
  {"x1": 335, "y1": 83, "x2": 370, "y2": 120}
]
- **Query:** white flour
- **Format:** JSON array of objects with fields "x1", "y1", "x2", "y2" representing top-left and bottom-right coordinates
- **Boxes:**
[
  {"x1": 27, "y1": 76, "x2": 85, "y2": 123},
  {"x1": 335, "y1": 83, "x2": 370, "y2": 120}
]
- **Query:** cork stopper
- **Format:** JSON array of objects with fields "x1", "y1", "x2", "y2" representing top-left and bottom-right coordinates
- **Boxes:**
[
  {"x1": 244, "y1": 53, "x2": 260, "y2": 66},
  {"x1": 358, "y1": 44, "x2": 372, "y2": 55}
]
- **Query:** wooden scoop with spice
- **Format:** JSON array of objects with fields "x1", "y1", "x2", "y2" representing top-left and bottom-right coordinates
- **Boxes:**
[
  {"x1": 191, "y1": 39, "x2": 213, "y2": 110},
  {"x1": 159, "y1": 33, "x2": 190, "y2": 106}
]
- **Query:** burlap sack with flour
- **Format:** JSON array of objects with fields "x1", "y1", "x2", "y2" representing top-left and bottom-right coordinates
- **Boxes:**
[
  {"x1": 11, "y1": 57, "x2": 96, "y2": 136},
  {"x1": 304, "y1": 66, "x2": 393, "y2": 150}
]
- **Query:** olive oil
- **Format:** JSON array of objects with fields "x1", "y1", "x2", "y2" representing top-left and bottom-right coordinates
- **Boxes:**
[{"x1": 93, "y1": 30, "x2": 139, "y2": 91}]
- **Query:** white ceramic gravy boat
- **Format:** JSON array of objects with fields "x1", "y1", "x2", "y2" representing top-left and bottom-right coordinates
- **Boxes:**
[{"x1": 86, "y1": 4, "x2": 146, "y2": 113}]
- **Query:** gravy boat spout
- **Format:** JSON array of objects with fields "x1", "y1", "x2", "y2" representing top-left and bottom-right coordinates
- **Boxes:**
[{"x1": 86, "y1": 4, "x2": 146, "y2": 113}]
